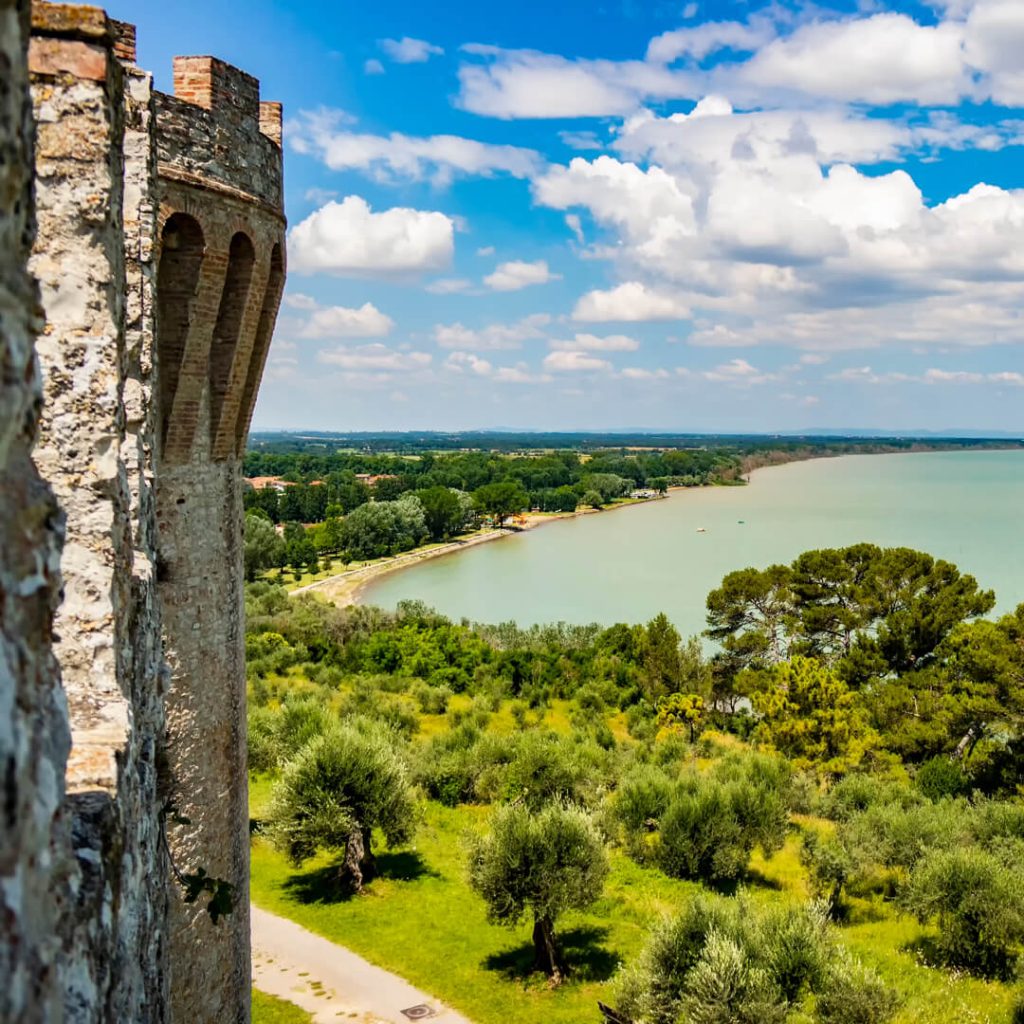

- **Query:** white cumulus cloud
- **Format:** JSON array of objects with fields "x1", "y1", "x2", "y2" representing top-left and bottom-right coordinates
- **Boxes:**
[
  {"x1": 380, "y1": 37, "x2": 444, "y2": 63},
  {"x1": 573, "y1": 282, "x2": 690, "y2": 322},
  {"x1": 318, "y1": 344, "x2": 432, "y2": 371},
  {"x1": 433, "y1": 313, "x2": 551, "y2": 351},
  {"x1": 549, "y1": 333, "x2": 640, "y2": 352},
  {"x1": 543, "y1": 350, "x2": 613, "y2": 372},
  {"x1": 483, "y1": 259, "x2": 561, "y2": 291},
  {"x1": 297, "y1": 302, "x2": 394, "y2": 340},
  {"x1": 290, "y1": 109, "x2": 543, "y2": 184},
  {"x1": 288, "y1": 196, "x2": 454, "y2": 277}
]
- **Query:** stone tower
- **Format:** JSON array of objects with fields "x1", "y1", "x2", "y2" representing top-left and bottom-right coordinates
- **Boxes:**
[{"x1": 0, "y1": 1, "x2": 285, "y2": 1020}]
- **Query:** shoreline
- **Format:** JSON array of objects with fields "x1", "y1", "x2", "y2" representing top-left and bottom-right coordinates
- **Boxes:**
[
  {"x1": 289, "y1": 446, "x2": 1019, "y2": 611},
  {"x1": 291, "y1": 496, "x2": 671, "y2": 608}
]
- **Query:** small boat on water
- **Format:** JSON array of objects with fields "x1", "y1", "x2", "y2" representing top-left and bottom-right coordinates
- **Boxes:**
[{"x1": 696, "y1": 527, "x2": 707, "y2": 533}]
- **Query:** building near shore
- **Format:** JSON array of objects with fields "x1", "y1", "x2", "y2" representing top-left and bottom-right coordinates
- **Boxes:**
[{"x1": 0, "y1": 2, "x2": 285, "y2": 1020}]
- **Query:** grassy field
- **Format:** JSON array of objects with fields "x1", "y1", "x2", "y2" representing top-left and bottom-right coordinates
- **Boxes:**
[
  {"x1": 249, "y1": 779, "x2": 1016, "y2": 1024},
  {"x1": 251, "y1": 988, "x2": 312, "y2": 1023}
]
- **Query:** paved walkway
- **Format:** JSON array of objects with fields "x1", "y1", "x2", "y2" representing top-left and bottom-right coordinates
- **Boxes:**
[{"x1": 251, "y1": 905, "x2": 475, "y2": 1024}]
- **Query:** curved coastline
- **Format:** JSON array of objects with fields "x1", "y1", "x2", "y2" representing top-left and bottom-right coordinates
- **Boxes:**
[
  {"x1": 293, "y1": 492, "x2": 676, "y2": 609},
  {"x1": 297, "y1": 447, "x2": 1024, "y2": 617}
]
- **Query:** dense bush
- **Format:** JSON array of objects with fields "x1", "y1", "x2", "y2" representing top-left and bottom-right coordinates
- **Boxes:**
[
  {"x1": 657, "y1": 771, "x2": 787, "y2": 882},
  {"x1": 612, "y1": 895, "x2": 895, "y2": 1024},
  {"x1": 900, "y1": 846, "x2": 1024, "y2": 977}
]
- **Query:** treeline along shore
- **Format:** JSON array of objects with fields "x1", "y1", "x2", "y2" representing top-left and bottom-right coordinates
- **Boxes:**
[{"x1": 241, "y1": 432, "x2": 1024, "y2": 593}]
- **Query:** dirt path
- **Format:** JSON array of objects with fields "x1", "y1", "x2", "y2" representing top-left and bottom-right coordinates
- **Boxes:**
[{"x1": 251, "y1": 905, "x2": 474, "y2": 1023}]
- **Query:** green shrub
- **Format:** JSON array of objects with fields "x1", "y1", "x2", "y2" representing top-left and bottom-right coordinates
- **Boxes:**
[
  {"x1": 1011, "y1": 986, "x2": 1024, "y2": 1024},
  {"x1": 656, "y1": 772, "x2": 787, "y2": 883},
  {"x1": 816, "y1": 953, "x2": 899, "y2": 1024},
  {"x1": 822, "y1": 773, "x2": 920, "y2": 822},
  {"x1": 411, "y1": 681, "x2": 452, "y2": 715},
  {"x1": 900, "y1": 846, "x2": 1024, "y2": 976},
  {"x1": 247, "y1": 706, "x2": 278, "y2": 774},
  {"x1": 611, "y1": 895, "x2": 895, "y2": 1024},
  {"x1": 915, "y1": 756, "x2": 968, "y2": 801},
  {"x1": 611, "y1": 765, "x2": 673, "y2": 859},
  {"x1": 274, "y1": 697, "x2": 331, "y2": 766}
]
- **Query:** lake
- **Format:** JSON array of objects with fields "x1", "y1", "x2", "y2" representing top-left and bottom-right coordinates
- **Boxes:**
[{"x1": 360, "y1": 451, "x2": 1024, "y2": 638}]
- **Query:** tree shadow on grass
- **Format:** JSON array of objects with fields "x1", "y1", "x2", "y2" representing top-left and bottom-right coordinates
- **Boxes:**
[
  {"x1": 742, "y1": 867, "x2": 785, "y2": 893},
  {"x1": 483, "y1": 925, "x2": 620, "y2": 984},
  {"x1": 282, "y1": 850, "x2": 437, "y2": 905}
]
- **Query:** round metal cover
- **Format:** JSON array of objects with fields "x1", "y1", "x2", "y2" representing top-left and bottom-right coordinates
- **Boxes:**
[{"x1": 401, "y1": 1005, "x2": 437, "y2": 1020}]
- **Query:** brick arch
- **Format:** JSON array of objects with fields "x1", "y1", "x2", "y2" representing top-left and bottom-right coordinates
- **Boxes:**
[
  {"x1": 156, "y1": 212, "x2": 206, "y2": 449},
  {"x1": 235, "y1": 240, "x2": 285, "y2": 453},
  {"x1": 208, "y1": 231, "x2": 255, "y2": 457}
]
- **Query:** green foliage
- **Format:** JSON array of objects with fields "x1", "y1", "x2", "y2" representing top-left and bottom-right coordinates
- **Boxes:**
[
  {"x1": 900, "y1": 846, "x2": 1024, "y2": 977},
  {"x1": 473, "y1": 480, "x2": 529, "y2": 526},
  {"x1": 467, "y1": 801, "x2": 607, "y2": 980},
  {"x1": 915, "y1": 756, "x2": 968, "y2": 801},
  {"x1": 612, "y1": 895, "x2": 895, "y2": 1024},
  {"x1": 582, "y1": 489, "x2": 605, "y2": 509},
  {"x1": 656, "y1": 693, "x2": 706, "y2": 741},
  {"x1": 749, "y1": 656, "x2": 876, "y2": 775},
  {"x1": 609, "y1": 765, "x2": 674, "y2": 861},
  {"x1": 340, "y1": 495, "x2": 428, "y2": 561},
  {"x1": 244, "y1": 512, "x2": 286, "y2": 580},
  {"x1": 266, "y1": 722, "x2": 415, "y2": 887},
  {"x1": 416, "y1": 485, "x2": 468, "y2": 542},
  {"x1": 656, "y1": 769, "x2": 788, "y2": 883},
  {"x1": 815, "y1": 953, "x2": 900, "y2": 1024}
]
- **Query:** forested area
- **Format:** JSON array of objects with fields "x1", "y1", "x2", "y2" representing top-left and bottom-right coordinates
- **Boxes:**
[
  {"x1": 246, "y1": 544, "x2": 1024, "y2": 1024},
  {"x1": 242, "y1": 446, "x2": 717, "y2": 525}
]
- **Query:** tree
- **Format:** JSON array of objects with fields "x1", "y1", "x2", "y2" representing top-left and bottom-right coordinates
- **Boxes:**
[
  {"x1": 243, "y1": 512, "x2": 284, "y2": 581},
  {"x1": 650, "y1": 477, "x2": 669, "y2": 495},
  {"x1": 313, "y1": 515, "x2": 345, "y2": 555},
  {"x1": 641, "y1": 613, "x2": 683, "y2": 699},
  {"x1": 706, "y1": 563, "x2": 794, "y2": 669},
  {"x1": 416, "y1": 485, "x2": 463, "y2": 542},
  {"x1": 581, "y1": 472, "x2": 630, "y2": 502},
  {"x1": 657, "y1": 693, "x2": 706, "y2": 742},
  {"x1": 266, "y1": 723, "x2": 416, "y2": 893},
  {"x1": 901, "y1": 846, "x2": 1024, "y2": 977},
  {"x1": 749, "y1": 656, "x2": 876, "y2": 775},
  {"x1": 473, "y1": 480, "x2": 529, "y2": 527},
  {"x1": 582, "y1": 490, "x2": 605, "y2": 510},
  {"x1": 468, "y1": 802, "x2": 607, "y2": 984}
]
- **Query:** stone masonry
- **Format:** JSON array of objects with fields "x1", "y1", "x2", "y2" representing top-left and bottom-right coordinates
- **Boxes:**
[{"x1": 0, "y1": 2, "x2": 285, "y2": 1020}]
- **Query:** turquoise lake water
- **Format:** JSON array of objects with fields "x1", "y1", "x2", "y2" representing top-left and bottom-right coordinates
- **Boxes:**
[{"x1": 360, "y1": 451, "x2": 1024, "y2": 638}]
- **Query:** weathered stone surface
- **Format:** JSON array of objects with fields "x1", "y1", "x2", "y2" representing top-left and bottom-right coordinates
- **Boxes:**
[
  {"x1": 0, "y1": 2, "x2": 69, "y2": 1023},
  {"x1": 1, "y1": 2, "x2": 285, "y2": 1020},
  {"x1": 155, "y1": 65, "x2": 284, "y2": 1024}
]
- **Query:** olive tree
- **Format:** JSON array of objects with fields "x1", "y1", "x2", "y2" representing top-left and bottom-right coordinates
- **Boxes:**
[
  {"x1": 468, "y1": 801, "x2": 607, "y2": 984},
  {"x1": 266, "y1": 723, "x2": 415, "y2": 892}
]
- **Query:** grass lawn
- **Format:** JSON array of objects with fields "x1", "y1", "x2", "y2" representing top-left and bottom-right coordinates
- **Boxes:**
[
  {"x1": 251, "y1": 988, "x2": 312, "y2": 1023},
  {"x1": 249, "y1": 794, "x2": 1017, "y2": 1024}
]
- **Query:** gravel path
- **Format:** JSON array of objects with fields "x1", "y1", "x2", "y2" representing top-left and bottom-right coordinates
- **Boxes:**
[{"x1": 251, "y1": 904, "x2": 475, "y2": 1024}]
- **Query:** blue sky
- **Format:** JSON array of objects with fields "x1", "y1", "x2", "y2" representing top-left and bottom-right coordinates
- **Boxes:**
[{"x1": 120, "y1": 0, "x2": 1024, "y2": 433}]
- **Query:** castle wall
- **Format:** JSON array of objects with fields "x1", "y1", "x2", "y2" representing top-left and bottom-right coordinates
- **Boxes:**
[
  {"x1": 1, "y1": 4, "x2": 285, "y2": 1019},
  {"x1": 0, "y1": 2, "x2": 69, "y2": 1021},
  {"x1": 154, "y1": 65, "x2": 285, "y2": 1022},
  {"x1": 27, "y1": 5, "x2": 169, "y2": 1019}
]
